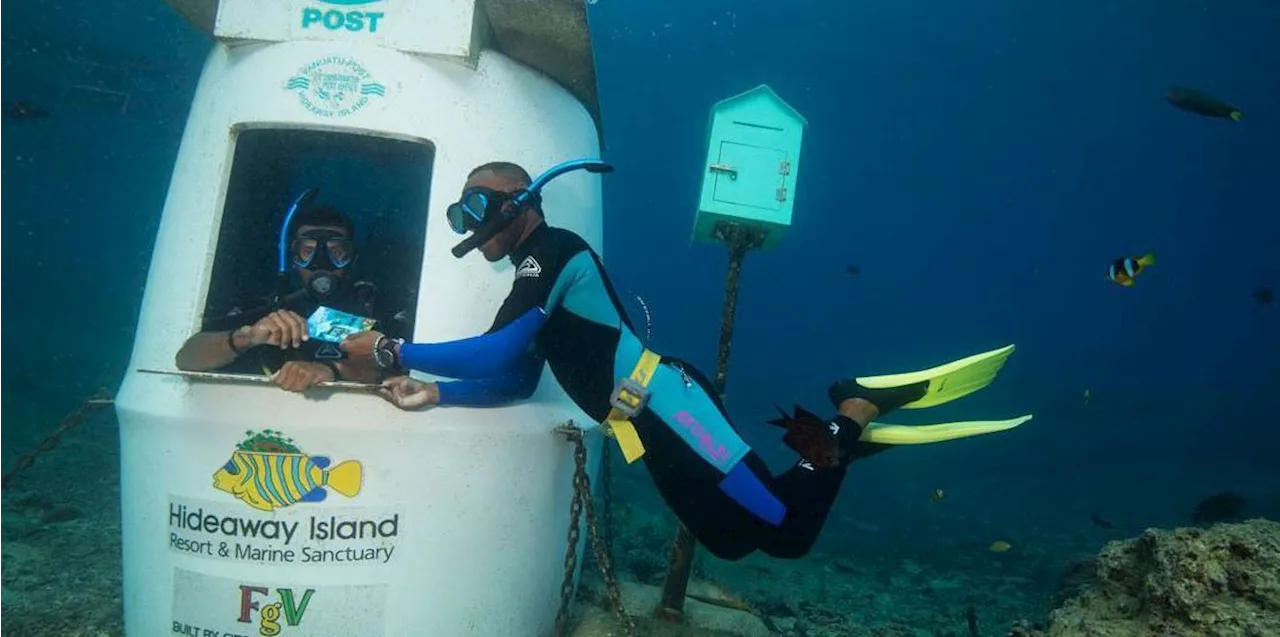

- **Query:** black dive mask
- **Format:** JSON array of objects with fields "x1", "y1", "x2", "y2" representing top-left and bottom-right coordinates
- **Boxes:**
[
  {"x1": 291, "y1": 229, "x2": 354, "y2": 271},
  {"x1": 447, "y1": 159, "x2": 615, "y2": 258},
  {"x1": 291, "y1": 230, "x2": 353, "y2": 303}
]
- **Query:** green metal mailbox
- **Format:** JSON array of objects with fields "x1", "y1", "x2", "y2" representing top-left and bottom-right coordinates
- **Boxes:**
[{"x1": 693, "y1": 84, "x2": 807, "y2": 249}]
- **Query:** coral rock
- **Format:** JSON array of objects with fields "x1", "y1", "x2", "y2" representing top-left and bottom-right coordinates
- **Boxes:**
[{"x1": 1041, "y1": 519, "x2": 1280, "y2": 637}]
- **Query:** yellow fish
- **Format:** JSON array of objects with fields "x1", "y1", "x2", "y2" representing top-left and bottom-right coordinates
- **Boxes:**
[
  {"x1": 989, "y1": 540, "x2": 1013, "y2": 553},
  {"x1": 213, "y1": 450, "x2": 362, "y2": 512}
]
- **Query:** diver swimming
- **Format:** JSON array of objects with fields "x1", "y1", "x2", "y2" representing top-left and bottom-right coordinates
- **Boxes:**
[{"x1": 340, "y1": 159, "x2": 1032, "y2": 561}]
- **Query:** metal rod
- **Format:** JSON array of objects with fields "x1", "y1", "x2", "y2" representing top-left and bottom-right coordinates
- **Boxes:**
[
  {"x1": 656, "y1": 222, "x2": 764, "y2": 621},
  {"x1": 136, "y1": 368, "x2": 382, "y2": 392}
]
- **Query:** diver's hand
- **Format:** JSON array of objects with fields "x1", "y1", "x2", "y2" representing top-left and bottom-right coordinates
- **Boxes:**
[
  {"x1": 378, "y1": 376, "x2": 439, "y2": 410},
  {"x1": 249, "y1": 310, "x2": 309, "y2": 349},
  {"x1": 272, "y1": 361, "x2": 334, "y2": 392},
  {"x1": 340, "y1": 330, "x2": 383, "y2": 363}
]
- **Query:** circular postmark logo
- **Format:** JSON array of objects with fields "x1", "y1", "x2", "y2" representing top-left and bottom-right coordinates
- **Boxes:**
[{"x1": 285, "y1": 56, "x2": 386, "y2": 118}]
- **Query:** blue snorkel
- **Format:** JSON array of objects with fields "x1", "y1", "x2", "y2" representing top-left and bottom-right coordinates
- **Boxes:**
[
  {"x1": 278, "y1": 188, "x2": 320, "y2": 275},
  {"x1": 273, "y1": 187, "x2": 321, "y2": 305},
  {"x1": 450, "y1": 158, "x2": 614, "y2": 258}
]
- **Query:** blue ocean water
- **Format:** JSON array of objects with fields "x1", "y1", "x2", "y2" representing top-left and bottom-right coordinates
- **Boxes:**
[{"x1": 2, "y1": 0, "x2": 1278, "y2": 634}]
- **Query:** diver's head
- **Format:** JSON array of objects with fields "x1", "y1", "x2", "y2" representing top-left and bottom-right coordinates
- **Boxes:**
[
  {"x1": 450, "y1": 162, "x2": 544, "y2": 262},
  {"x1": 288, "y1": 204, "x2": 356, "y2": 299}
]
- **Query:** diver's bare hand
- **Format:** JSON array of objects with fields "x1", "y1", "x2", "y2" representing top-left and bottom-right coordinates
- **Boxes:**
[
  {"x1": 378, "y1": 376, "x2": 438, "y2": 410},
  {"x1": 272, "y1": 361, "x2": 334, "y2": 392},
  {"x1": 340, "y1": 330, "x2": 382, "y2": 363},
  {"x1": 250, "y1": 310, "x2": 309, "y2": 349}
]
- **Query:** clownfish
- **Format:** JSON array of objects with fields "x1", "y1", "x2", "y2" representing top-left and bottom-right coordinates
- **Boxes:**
[{"x1": 1107, "y1": 253, "x2": 1155, "y2": 287}]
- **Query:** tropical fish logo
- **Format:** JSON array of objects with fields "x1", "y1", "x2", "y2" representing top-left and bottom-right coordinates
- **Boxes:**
[{"x1": 212, "y1": 430, "x2": 362, "y2": 512}]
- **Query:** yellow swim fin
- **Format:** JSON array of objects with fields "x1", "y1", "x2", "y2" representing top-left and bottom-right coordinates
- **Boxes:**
[
  {"x1": 860, "y1": 414, "x2": 1033, "y2": 445},
  {"x1": 855, "y1": 344, "x2": 1015, "y2": 410}
]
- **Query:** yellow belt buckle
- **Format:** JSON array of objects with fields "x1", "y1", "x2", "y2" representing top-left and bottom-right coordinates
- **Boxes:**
[{"x1": 601, "y1": 350, "x2": 659, "y2": 464}]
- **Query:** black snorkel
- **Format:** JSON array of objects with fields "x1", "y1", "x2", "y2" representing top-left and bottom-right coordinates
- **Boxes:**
[
  {"x1": 450, "y1": 159, "x2": 614, "y2": 258},
  {"x1": 450, "y1": 211, "x2": 512, "y2": 258}
]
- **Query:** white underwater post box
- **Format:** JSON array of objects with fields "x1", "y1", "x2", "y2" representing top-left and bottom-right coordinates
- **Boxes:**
[
  {"x1": 118, "y1": 1, "x2": 608, "y2": 636},
  {"x1": 692, "y1": 84, "x2": 807, "y2": 250}
]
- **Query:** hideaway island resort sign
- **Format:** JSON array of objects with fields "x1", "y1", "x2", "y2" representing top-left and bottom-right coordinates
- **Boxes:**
[
  {"x1": 166, "y1": 432, "x2": 399, "y2": 637},
  {"x1": 169, "y1": 431, "x2": 400, "y2": 566}
]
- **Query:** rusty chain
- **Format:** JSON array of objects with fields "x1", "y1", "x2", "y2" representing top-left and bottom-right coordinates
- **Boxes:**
[
  {"x1": 599, "y1": 432, "x2": 615, "y2": 556},
  {"x1": 1, "y1": 390, "x2": 114, "y2": 490},
  {"x1": 554, "y1": 424, "x2": 635, "y2": 637}
]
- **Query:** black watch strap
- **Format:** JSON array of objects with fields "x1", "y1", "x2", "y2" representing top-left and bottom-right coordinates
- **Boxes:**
[
  {"x1": 321, "y1": 360, "x2": 341, "y2": 380},
  {"x1": 227, "y1": 328, "x2": 247, "y2": 355}
]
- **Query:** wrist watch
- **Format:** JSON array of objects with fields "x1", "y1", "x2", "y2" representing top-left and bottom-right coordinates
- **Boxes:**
[{"x1": 373, "y1": 336, "x2": 405, "y2": 371}]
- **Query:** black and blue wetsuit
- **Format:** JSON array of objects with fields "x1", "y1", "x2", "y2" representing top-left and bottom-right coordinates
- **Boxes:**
[{"x1": 399, "y1": 224, "x2": 849, "y2": 560}]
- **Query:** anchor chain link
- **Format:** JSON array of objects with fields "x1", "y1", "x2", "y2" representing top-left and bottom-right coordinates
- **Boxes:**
[
  {"x1": 553, "y1": 425, "x2": 635, "y2": 637},
  {"x1": 1, "y1": 390, "x2": 114, "y2": 490},
  {"x1": 600, "y1": 437, "x2": 615, "y2": 556}
]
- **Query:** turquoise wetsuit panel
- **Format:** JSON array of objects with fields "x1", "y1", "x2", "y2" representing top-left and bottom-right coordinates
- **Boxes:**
[
  {"x1": 552, "y1": 251, "x2": 623, "y2": 327},
  {"x1": 613, "y1": 329, "x2": 750, "y2": 474}
]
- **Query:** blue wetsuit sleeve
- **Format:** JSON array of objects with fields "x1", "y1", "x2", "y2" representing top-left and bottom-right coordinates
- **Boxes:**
[
  {"x1": 435, "y1": 355, "x2": 544, "y2": 406},
  {"x1": 397, "y1": 307, "x2": 546, "y2": 379},
  {"x1": 397, "y1": 228, "x2": 582, "y2": 380}
]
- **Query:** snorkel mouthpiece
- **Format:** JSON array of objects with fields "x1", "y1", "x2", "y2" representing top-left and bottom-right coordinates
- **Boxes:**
[
  {"x1": 449, "y1": 159, "x2": 614, "y2": 258},
  {"x1": 307, "y1": 270, "x2": 338, "y2": 301},
  {"x1": 450, "y1": 226, "x2": 494, "y2": 258}
]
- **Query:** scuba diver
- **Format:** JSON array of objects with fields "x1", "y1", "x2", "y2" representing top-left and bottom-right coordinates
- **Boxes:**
[
  {"x1": 340, "y1": 159, "x2": 1032, "y2": 561},
  {"x1": 175, "y1": 192, "x2": 410, "y2": 392}
]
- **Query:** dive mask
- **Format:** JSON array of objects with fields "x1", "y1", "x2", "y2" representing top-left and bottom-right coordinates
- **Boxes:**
[
  {"x1": 446, "y1": 187, "x2": 516, "y2": 235},
  {"x1": 291, "y1": 230, "x2": 354, "y2": 270},
  {"x1": 447, "y1": 158, "x2": 615, "y2": 258}
]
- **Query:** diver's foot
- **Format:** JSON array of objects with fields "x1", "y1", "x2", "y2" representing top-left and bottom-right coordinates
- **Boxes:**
[
  {"x1": 828, "y1": 378, "x2": 929, "y2": 417},
  {"x1": 769, "y1": 405, "x2": 879, "y2": 468}
]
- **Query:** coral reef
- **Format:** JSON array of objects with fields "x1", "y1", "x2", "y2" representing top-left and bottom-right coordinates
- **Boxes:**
[{"x1": 1017, "y1": 518, "x2": 1280, "y2": 637}]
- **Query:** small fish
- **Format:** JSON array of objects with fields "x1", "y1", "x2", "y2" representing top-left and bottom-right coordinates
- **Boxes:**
[
  {"x1": 930, "y1": 488, "x2": 946, "y2": 503},
  {"x1": 212, "y1": 448, "x2": 363, "y2": 512},
  {"x1": 2, "y1": 100, "x2": 51, "y2": 119},
  {"x1": 1191, "y1": 491, "x2": 1246, "y2": 524},
  {"x1": 1083, "y1": 389, "x2": 1091, "y2": 406},
  {"x1": 1253, "y1": 286, "x2": 1274, "y2": 305},
  {"x1": 1107, "y1": 253, "x2": 1156, "y2": 287},
  {"x1": 1090, "y1": 512, "x2": 1114, "y2": 529},
  {"x1": 988, "y1": 540, "x2": 1013, "y2": 553},
  {"x1": 845, "y1": 264, "x2": 860, "y2": 277},
  {"x1": 1166, "y1": 87, "x2": 1243, "y2": 122}
]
